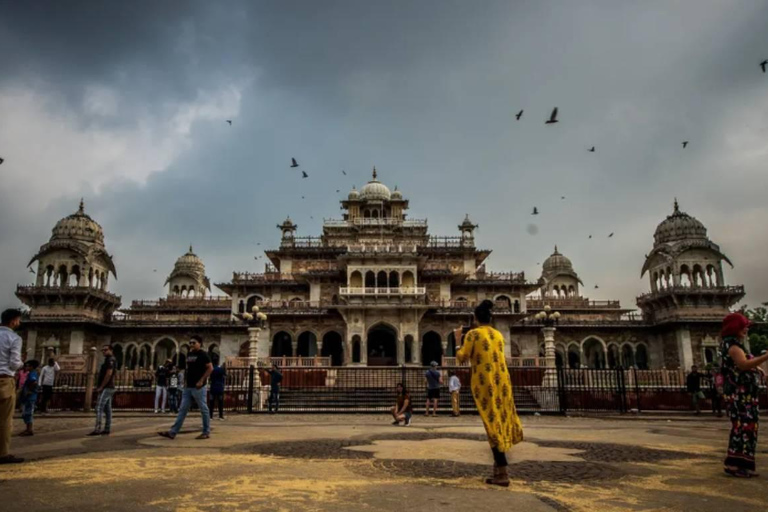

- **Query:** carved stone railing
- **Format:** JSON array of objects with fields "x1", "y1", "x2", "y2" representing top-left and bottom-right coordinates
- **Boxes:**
[
  {"x1": 527, "y1": 299, "x2": 622, "y2": 309},
  {"x1": 441, "y1": 356, "x2": 545, "y2": 367},
  {"x1": 636, "y1": 285, "x2": 745, "y2": 301},
  {"x1": 224, "y1": 356, "x2": 331, "y2": 367},
  {"x1": 129, "y1": 296, "x2": 231, "y2": 309},
  {"x1": 339, "y1": 287, "x2": 426, "y2": 296}
]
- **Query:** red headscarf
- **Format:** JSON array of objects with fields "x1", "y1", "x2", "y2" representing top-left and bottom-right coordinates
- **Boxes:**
[{"x1": 721, "y1": 312, "x2": 751, "y2": 338}]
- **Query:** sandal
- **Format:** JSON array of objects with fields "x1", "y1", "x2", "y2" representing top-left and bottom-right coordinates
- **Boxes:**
[{"x1": 724, "y1": 467, "x2": 752, "y2": 478}]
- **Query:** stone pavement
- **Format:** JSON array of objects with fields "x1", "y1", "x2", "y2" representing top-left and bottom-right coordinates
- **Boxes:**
[{"x1": 1, "y1": 413, "x2": 767, "y2": 511}]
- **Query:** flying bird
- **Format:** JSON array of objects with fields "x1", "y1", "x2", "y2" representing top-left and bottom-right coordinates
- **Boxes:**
[
  {"x1": 302, "y1": 171, "x2": 308, "y2": 178},
  {"x1": 342, "y1": 170, "x2": 347, "y2": 175},
  {"x1": 0, "y1": 157, "x2": 4, "y2": 165},
  {"x1": 608, "y1": 232, "x2": 614, "y2": 238},
  {"x1": 761, "y1": 60, "x2": 767, "y2": 73},
  {"x1": 291, "y1": 158, "x2": 299, "y2": 168},
  {"x1": 226, "y1": 120, "x2": 232, "y2": 125},
  {"x1": 594, "y1": 285, "x2": 599, "y2": 289},
  {"x1": 516, "y1": 110, "x2": 523, "y2": 120},
  {"x1": 257, "y1": 243, "x2": 261, "y2": 245},
  {"x1": 153, "y1": 269, "x2": 157, "y2": 272},
  {"x1": 561, "y1": 196, "x2": 565, "y2": 200},
  {"x1": 588, "y1": 235, "x2": 592, "y2": 239},
  {"x1": 588, "y1": 146, "x2": 595, "y2": 152},
  {"x1": 531, "y1": 207, "x2": 539, "y2": 215},
  {"x1": 28, "y1": 268, "x2": 35, "y2": 274},
  {"x1": 302, "y1": 196, "x2": 305, "y2": 199},
  {"x1": 682, "y1": 141, "x2": 689, "y2": 148},
  {"x1": 545, "y1": 107, "x2": 559, "y2": 124}
]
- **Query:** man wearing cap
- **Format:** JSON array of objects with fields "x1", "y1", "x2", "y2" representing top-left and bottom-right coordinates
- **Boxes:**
[{"x1": 424, "y1": 361, "x2": 442, "y2": 416}]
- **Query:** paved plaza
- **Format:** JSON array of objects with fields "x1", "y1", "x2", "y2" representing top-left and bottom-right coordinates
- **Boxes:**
[{"x1": 1, "y1": 413, "x2": 767, "y2": 511}]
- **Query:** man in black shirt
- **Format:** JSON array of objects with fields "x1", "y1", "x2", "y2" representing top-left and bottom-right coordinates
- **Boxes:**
[
  {"x1": 159, "y1": 336, "x2": 213, "y2": 439},
  {"x1": 686, "y1": 365, "x2": 703, "y2": 415},
  {"x1": 87, "y1": 344, "x2": 116, "y2": 436},
  {"x1": 267, "y1": 364, "x2": 282, "y2": 414},
  {"x1": 154, "y1": 359, "x2": 171, "y2": 414}
]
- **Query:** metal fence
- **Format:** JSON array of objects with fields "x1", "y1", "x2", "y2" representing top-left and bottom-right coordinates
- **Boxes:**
[{"x1": 40, "y1": 366, "x2": 768, "y2": 414}]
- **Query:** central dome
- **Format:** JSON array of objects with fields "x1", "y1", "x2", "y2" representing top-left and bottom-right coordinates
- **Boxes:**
[
  {"x1": 653, "y1": 200, "x2": 707, "y2": 245},
  {"x1": 50, "y1": 199, "x2": 105, "y2": 246},
  {"x1": 359, "y1": 167, "x2": 391, "y2": 201},
  {"x1": 542, "y1": 246, "x2": 573, "y2": 272},
  {"x1": 173, "y1": 246, "x2": 205, "y2": 271}
]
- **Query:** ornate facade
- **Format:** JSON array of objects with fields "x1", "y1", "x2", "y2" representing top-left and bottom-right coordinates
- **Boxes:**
[{"x1": 15, "y1": 171, "x2": 745, "y2": 371}]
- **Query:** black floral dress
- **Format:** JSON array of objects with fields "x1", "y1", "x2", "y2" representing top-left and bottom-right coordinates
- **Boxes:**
[{"x1": 721, "y1": 336, "x2": 760, "y2": 471}]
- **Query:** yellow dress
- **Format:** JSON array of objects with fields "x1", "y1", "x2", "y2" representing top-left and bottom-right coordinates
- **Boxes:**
[{"x1": 456, "y1": 325, "x2": 524, "y2": 451}]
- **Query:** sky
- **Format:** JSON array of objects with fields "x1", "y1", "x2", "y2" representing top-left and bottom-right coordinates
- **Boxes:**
[{"x1": 1, "y1": 1, "x2": 767, "y2": 312}]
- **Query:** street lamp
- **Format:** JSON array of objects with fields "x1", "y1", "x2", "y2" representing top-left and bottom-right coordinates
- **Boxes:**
[
  {"x1": 240, "y1": 305, "x2": 268, "y2": 363},
  {"x1": 533, "y1": 305, "x2": 560, "y2": 387}
]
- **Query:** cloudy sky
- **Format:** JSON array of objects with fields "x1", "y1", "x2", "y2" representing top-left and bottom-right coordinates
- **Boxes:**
[{"x1": 1, "y1": 1, "x2": 767, "y2": 312}]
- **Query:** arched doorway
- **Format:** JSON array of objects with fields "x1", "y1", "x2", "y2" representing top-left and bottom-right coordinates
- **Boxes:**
[
  {"x1": 271, "y1": 331, "x2": 293, "y2": 357},
  {"x1": 154, "y1": 338, "x2": 177, "y2": 368},
  {"x1": 567, "y1": 345, "x2": 581, "y2": 368},
  {"x1": 621, "y1": 345, "x2": 635, "y2": 368},
  {"x1": 322, "y1": 331, "x2": 344, "y2": 366},
  {"x1": 352, "y1": 335, "x2": 362, "y2": 364},
  {"x1": 297, "y1": 331, "x2": 318, "y2": 357},
  {"x1": 367, "y1": 324, "x2": 397, "y2": 366},
  {"x1": 583, "y1": 338, "x2": 606, "y2": 369},
  {"x1": 404, "y1": 335, "x2": 413, "y2": 363},
  {"x1": 635, "y1": 344, "x2": 649, "y2": 369},
  {"x1": 607, "y1": 344, "x2": 620, "y2": 369},
  {"x1": 421, "y1": 331, "x2": 443, "y2": 366}
]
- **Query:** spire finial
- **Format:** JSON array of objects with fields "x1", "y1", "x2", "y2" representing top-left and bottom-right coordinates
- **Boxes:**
[
  {"x1": 372, "y1": 166, "x2": 377, "y2": 180},
  {"x1": 78, "y1": 198, "x2": 84, "y2": 214},
  {"x1": 554, "y1": 244, "x2": 559, "y2": 254},
  {"x1": 673, "y1": 198, "x2": 679, "y2": 213},
  {"x1": 189, "y1": 244, "x2": 193, "y2": 253}
]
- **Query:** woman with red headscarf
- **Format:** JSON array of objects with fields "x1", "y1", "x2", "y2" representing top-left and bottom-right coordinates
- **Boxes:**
[{"x1": 720, "y1": 312, "x2": 768, "y2": 477}]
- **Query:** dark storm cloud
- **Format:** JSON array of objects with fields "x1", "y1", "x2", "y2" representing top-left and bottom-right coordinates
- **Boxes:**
[{"x1": 1, "y1": 0, "x2": 768, "y2": 310}]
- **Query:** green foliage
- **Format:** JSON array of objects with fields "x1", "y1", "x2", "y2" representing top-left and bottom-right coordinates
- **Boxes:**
[{"x1": 741, "y1": 305, "x2": 768, "y2": 355}]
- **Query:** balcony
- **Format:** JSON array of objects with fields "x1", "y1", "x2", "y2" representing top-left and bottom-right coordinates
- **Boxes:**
[
  {"x1": 324, "y1": 218, "x2": 427, "y2": 228},
  {"x1": 339, "y1": 286, "x2": 426, "y2": 296},
  {"x1": 527, "y1": 298, "x2": 622, "y2": 309}
]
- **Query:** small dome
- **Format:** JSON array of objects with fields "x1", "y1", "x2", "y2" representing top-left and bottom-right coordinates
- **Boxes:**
[
  {"x1": 174, "y1": 245, "x2": 204, "y2": 271},
  {"x1": 348, "y1": 186, "x2": 359, "y2": 200},
  {"x1": 359, "y1": 167, "x2": 391, "y2": 201},
  {"x1": 653, "y1": 199, "x2": 707, "y2": 245},
  {"x1": 542, "y1": 246, "x2": 573, "y2": 272},
  {"x1": 50, "y1": 199, "x2": 105, "y2": 246},
  {"x1": 391, "y1": 186, "x2": 403, "y2": 200}
]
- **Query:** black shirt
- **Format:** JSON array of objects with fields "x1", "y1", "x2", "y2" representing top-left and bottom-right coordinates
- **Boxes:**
[
  {"x1": 155, "y1": 366, "x2": 169, "y2": 387},
  {"x1": 185, "y1": 350, "x2": 211, "y2": 388},
  {"x1": 98, "y1": 356, "x2": 116, "y2": 389},
  {"x1": 268, "y1": 369, "x2": 283, "y2": 387},
  {"x1": 686, "y1": 372, "x2": 701, "y2": 392}
]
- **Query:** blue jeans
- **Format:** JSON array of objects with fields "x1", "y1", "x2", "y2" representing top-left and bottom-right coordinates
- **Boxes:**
[
  {"x1": 22, "y1": 397, "x2": 36, "y2": 425},
  {"x1": 94, "y1": 389, "x2": 115, "y2": 432},
  {"x1": 170, "y1": 387, "x2": 210, "y2": 436},
  {"x1": 269, "y1": 385, "x2": 280, "y2": 413}
]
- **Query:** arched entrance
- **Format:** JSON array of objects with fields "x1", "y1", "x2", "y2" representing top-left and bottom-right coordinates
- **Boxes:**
[
  {"x1": 367, "y1": 324, "x2": 397, "y2": 366},
  {"x1": 271, "y1": 331, "x2": 293, "y2": 357},
  {"x1": 321, "y1": 331, "x2": 344, "y2": 366},
  {"x1": 297, "y1": 331, "x2": 318, "y2": 357},
  {"x1": 154, "y1": 338, "x2": 177, "y2": 368},
  {"x1": 421, "y1": 331, "x2": 443, "y2": 365},
  {"x1": 352, "y1": 335, "x2": 362, "y2": 364},
  {"x1": 583, "y1": 338, "x2": 606, "y2": 369}
]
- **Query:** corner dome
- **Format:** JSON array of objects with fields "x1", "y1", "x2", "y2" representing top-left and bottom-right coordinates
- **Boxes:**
[
  {"x1": 359, "y1": 167, "x2": 391, "y2": 201},
  {"x1": 50, "y1": 199, "x2": 105, "y2": 246},
  {"x1": 348, "y1": 186, "x2": 359, "y2": 200},
  {"x1": 542, "y1": 246, "x2": 573, "y2": 272},
  {"x1": 653, "y1": 199, "x2": 707, "y2": 245},
  {"x1": 391, "y1": 186, "x2": 403, "y2": 200}
]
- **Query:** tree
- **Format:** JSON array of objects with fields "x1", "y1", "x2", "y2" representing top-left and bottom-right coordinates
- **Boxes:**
[{"x1": 740, "y1": 305, "x2": 768, "y2": 355}]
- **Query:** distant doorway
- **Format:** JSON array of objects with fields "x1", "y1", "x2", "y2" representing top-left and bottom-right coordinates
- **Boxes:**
[
  {"x1": 367, "y1": 324, "x2": 397, "y2": 366},
  {"x1": 421, "y1": 331, "x2": 443, "y2": 366},
  {"x1": 322, "y1": 331, "x2": 344, "y2": 366}
]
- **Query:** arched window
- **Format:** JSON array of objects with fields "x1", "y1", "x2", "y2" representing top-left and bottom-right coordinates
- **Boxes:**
[
  {"x1": 372, "y1": 210, "x2": 379, "y2": 219},
  {"x1": 680, "y1": 265, "x2": 691, "y2": 287},
  {"x1": 513, "y1": 300, "x2": 520, "y2": 313},
  {"x1": 404, "y1": 334, "x2": 414, "y2": 364},
  {"x1": 568, "y1": 285, "x2": 575, "y2": 297},
  {"x1": 246, "y1": 295, "x2": 264, "y2": 312},
  {"x1": 377, "y1": 271, "x2": 388, "y2": 288},
  {"x1": 621, "y1": 345, "x2": 635, "y2": 368},
  {"x1": 58, "y1": 265, "x2": 68, "y2": 288},
  {"x1": 350, "y1": 271, "x2": 363, "y2": 288},
  {"x1": 607, "y1": 344, "x2": 620, "y2": 369},
  {"x1": 297, "y1": 331, "x2": 318, "y2": 357},
  {"x1": 271, "y1": 332, "x2": 293, "y2": 357},
  {"x1": 352, "y1": 335, "x2": 362, "y2": 363},
  {"x1": 388, "y1": 271, "x2": 399, "y2": 288},
  {"x1": 365, "y1": 271, "x2": 376, "y2": 288},
  {"x1": 635, "y1": 344, "x2": 649, "y2": 370},
  {"x1": 496, "y1": 295, "x2": 512, "y2": 309},
  {"x1": 567, "y1": 345, "x2": 581, "y2": 368},
  {"x1": 583, "y1": 338, "x2": 606, "y2": 369},
  {"x1": 69, "y1": 265, "x2": 81, "y2": 287},
  {"x1": 401, "y1": 271, "x2": 415, "y2": 288}
]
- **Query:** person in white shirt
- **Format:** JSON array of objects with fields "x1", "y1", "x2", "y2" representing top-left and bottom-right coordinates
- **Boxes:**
[
  {"x1": 39, "y1": 358, "x2": 60, "y2": 413},
  {"x1": 448, "y1": 371, "x2": 462, "y2": 417},
  {"x1": 0, "y1": 309, "x2": 25, "y2": 464}
]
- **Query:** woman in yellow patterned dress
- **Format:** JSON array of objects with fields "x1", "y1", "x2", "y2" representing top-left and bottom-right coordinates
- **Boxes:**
[{"x1": 455, "y1": 300, "x2": 524, "y2": 487}]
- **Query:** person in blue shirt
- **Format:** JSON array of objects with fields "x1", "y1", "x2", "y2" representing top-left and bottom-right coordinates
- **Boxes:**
[
  {"x1": 19, "y1": 360, "x2": 40, "y2": 437},
  {"x1": 208, "y1": 356, "x2": 226, "y2": 421}
]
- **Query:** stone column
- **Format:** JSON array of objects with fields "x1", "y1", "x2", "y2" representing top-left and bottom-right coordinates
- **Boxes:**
[
  {"x1": 542, "y1": 326, "x2": 557, "y2": 387},
  {"x1": 361, "y1": 338, "x2": 368, "y2": 366},
  {"x1": 291, "y1": 341, "x2": 298, "y2": 357},
  {"x1": 247, "y1": 327, "x2": 261, "y2": 365},
  {"x1": 397, "y1": 338, "x2": 405, "y2": 365}
]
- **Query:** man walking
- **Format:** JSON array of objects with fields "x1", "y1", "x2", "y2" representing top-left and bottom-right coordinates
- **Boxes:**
[
  {"x1": 154, "y1": 359, "x2": 171, "y2": 413},
  {"x1": 448, "y1": 370, "x2": 461, "y2": 417},
  {"x1": 208, "y1": 355, "x2": 226, "y2": 421},
  {"x1": 424, "y1": 361, "x2": 442, "y2": 416},
  {"x1": 88, "y1": 344, "x2": 117, "y2": 436},
  {"x1": 267, "y1": 363, "x2": 282, "y2": 414},
  {"x1": 158, "y1": 336, "x2": 212, "y2": 440},
  {"x1": 39, "y1": 357, "x2": 60, "y2": 413},
  {"x1": 0, "y1": 309, "x2": 25, "y2": 464},
  {"x1": 686, "y1": 365, "x2": 704, "y2": 415}
]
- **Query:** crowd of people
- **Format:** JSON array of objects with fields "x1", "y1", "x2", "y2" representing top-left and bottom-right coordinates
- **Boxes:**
[{"x1": 0, "y1": 305, "x2": 766, "y2": 484}]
